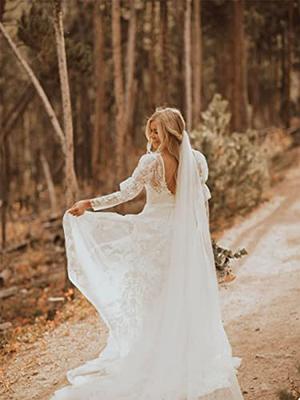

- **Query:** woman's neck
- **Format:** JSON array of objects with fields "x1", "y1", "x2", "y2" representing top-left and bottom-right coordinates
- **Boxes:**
[{"x1": 157, "y1": 147, "x2": 169, "y2": 155}]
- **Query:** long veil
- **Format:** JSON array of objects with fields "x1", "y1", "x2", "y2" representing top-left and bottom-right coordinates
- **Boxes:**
[
  {"x1": 52, "y1": 131, "x2": 243, "y2": 400},
  {"x1": 124, "y1": 129, "x2": 244, "y2": 398}
]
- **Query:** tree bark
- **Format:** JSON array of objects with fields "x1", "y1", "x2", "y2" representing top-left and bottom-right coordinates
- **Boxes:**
[
  {"x1": 281, "y1": 0, "x2": 293, "y2": 127},
  {"x1": 0, "y1": 0, "x2": 7, "y2": 250},
  {"x1": 112, "y1": 0, "x2": 137, "y2": 181},
  {"x1": 159, "y1": 0, "x2": 169, "y2": 105},
  {"x1": 149, "y1": 0, "x2": 159, "y2": 111},
  {"x1": 93, "y1": 2, "x2": 106, "y2": 176},
  {"x1": 112, "y1": 0, "x2": 125, "y2": 182},
  {"x1": 192, "y1": 0, "x2": 202, "y2": 127},
  {"x1": 231, "y1": 0, "x2": 248, "y2": 131},
  {"x1": 52, "y1": 0, "x2": 78, "y2": 205},
  {"x1": 40, "y1": 152, "x2": 58, "y2": 216},
  {"x1": 124, "y1": 0, "x2": 137, "y2": 156},
  {"x1": 0, "y1": 85, "x2": 33, "y2": 145},
  {"x1": 184, "y1": 0, "x2": 192, "y2": 130},
  {"x1": 0, "y1": 129, "x2": 8, "y2": 251}
]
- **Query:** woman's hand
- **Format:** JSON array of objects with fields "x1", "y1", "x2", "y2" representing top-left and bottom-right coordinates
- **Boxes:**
[{"x1": 67, "y1": 199, "x2": 92, "y2": 217}]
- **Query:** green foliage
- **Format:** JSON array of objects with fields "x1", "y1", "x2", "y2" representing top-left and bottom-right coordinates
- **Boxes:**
[
  {"x1": 212, "y1": 240, "x2": 247, "y2": 273},
  {"x1": 17, "y1": 1, "x2": 93, "y2": 83},
  {"x1": 191, "y1": 94, "x2": 271, "y2": 221},
  {"x1": 18, "y1": 3, "x2": 54, "y2": 54},
  {"x1": 199, "y1": 94, "x2": 231, "y2": 136}
]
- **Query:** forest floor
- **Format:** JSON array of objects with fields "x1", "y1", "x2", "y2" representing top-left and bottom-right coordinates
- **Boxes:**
[{"x1": 0, "y1": 149, "x2": 300, "y2": 400}]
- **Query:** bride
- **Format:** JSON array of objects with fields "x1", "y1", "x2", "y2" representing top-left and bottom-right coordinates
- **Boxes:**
[{"x1": 51, "y1": 107, "x2": 244, "y2": 399}]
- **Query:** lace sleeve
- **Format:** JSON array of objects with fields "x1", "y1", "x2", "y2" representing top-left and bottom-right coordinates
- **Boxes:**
[
  {"x1": 192, "y1": 150, "x2": 212, "y2": 201},
  {"x1": 90, "y1": 153, "x2": 157, "y2": 211}
]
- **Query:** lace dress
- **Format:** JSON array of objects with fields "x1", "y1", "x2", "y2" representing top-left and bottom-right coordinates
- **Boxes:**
[{"x1": 51, "y1": 149, "x2": 244, "y2": 400}]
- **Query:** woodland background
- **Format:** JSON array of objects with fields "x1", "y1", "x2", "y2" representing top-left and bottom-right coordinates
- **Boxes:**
[{"x1": 0, "y1": 0, "x2": 300, "y2": 393}]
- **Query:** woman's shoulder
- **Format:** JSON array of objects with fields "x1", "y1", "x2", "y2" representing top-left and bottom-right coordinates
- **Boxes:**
[
  {"x1": 138, "y1": 151, "x2": 160, "y2": 165},
  {"x1": 192, "y1": 148, "x2": 207, "y2": 162},
  {"x1": 191, "y1": 148, "x2": 209, "y2": 181},
  {"x1": 139, "y1": 151, "x2": 159, "y2": 159}
]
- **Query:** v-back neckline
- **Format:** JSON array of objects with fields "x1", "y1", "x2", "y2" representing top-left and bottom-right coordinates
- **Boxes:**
[{"x1": 156, "y1": 152, "x2": 176, "y2": 196}]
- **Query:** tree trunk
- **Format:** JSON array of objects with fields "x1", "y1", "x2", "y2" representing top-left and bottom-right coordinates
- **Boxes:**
[
  {"x1": 231, "y1": 0, "x2": 248, "y2": 131},
  {"x1": 0, "y1": 0, "x2": 7, "y2": 250},
  {"x1": 174, "y1": 0, "x2": 185, "y2": 114},
  {"x1": 192, "y1": 0, "x2": 202, "y2": 127},
  {"x1": 281, "y1": 0, "x2": 293, "y2": 127},
  {"x1": 149, "y1": 0, "x2": 159, "y2": 111},
  {"x1": 249, "y1": 55, "x2": 260, "y2": 128},
  {"x1": 52, "y1": 0, "x2": 78, "y2": 205},
  {"x1": 112, "y1": 0, "x2": 125, "y2": 182},
  {"x1": 184, "y1": 0, "x2": 192, "y2": 130},
  {"x1": 40, "y1": 153, "x2": 58, "y2": 216},
  {"x1": 93, "y1": 2, "x2": 106, "y2": 176},
  {"x1": 22, "y1": 111, "x2": 33, "y2": 209},
  {"x1": 112, "y1": 0, "x2": 137, "y2": 181},
  {"x1": 77, "y1": 2, "x2": 92, "y2": 182},
  {"x1": 159, "y1": 0, "x2": 169, "y2": 105},
  {"x1": 0, "y1": 0, "x2": 5, "y2": 20},
  {"x1": 124, "y1": 0, "x2": 137, "y2": 158},
  {"x1": 0, "y1": 129, "x2": 8, "y2": 252},
  {"x1": 0, "y1": 85, "x2": 33, "y2": 146}
]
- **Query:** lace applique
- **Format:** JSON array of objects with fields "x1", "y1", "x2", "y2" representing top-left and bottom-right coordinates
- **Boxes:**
[
  {"x1": 102, "y1": 214, "x2": 173, "y2": 350},
  {"x1": 152, "y1": 153, "x2": 176, "y2": 196},
  {"x1": 192, "y1": 149, "x2": 212, "y2": 201},
  {"x1": 90, "y1": 153, "x2": 158, "y2": 211}
]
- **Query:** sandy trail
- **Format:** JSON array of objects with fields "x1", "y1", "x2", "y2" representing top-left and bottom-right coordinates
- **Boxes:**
[
  {"x1": 1, "y1": 155, "x2": 300, "y2": 400},
  {"x1": 220, "y1": 157, "x2": 300, "y2": 399}
]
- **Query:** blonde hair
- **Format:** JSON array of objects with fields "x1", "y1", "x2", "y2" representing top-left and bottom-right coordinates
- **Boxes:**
[
  {"x1": 145, "y1": 107, "x2": 186, "y2": 189},
  {"x1": 145, "y1": 106, "x2": 185, "y2": 163}
]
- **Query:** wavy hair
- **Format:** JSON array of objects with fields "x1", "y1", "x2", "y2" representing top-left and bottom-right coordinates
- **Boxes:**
[{"x1": 145, "y1": 107, "x2": 185, "y2": 164}]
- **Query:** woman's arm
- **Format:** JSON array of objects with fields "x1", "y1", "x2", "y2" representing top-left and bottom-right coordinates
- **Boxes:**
[
  {"x1": 192, "y1": 150, "x2": 212, "y2": 201},
  {"x1": 67, "y1": 153, "x2": 157, "y2": 216},
  {"x1": 192, "y1": 150, "x2": 211, "y2": 220}
]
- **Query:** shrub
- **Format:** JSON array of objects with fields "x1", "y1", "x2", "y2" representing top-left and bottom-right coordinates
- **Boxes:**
[{"x1": 191, "y1": 94, "x2": 270, "y2": 224}]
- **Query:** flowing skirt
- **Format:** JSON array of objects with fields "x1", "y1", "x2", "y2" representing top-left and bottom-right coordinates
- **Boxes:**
[{"x1": 51, "y1": 203, "x2": 244, "y2": 400}]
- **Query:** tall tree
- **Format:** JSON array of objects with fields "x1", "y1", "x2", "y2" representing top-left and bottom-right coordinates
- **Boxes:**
[
  {"x1": 124, "y1": 0, "x2": 137, "y2": 155},
  {"x1": 112, "y1": 0, "x2": 137, "y2": 181},
  {"x1": 231, "y1": 0, "x2": 248, "y2": 131},
  {"x1": 0, "y1": 0, "x2": 7, "y2": 249},
  {"x1": 159, "y1": 0, "x2": 169, "y2": 104},
  {"x1": 112, "y1": 0, "x2": 125, "y2": 182},
  {"x1": 149, "y1": 0, "x2": 160, "y2": 110},
  {"x1": 93, "y1": 1, "x2": 106, "y2": 177},
  {"x1": 281, "y1": 0, "x2": 293, "y2": 127},
  {"x1": 184, "y1": 0, "x2": 192, "y2": 130},
  {"x1": 192, "y1": 0, "x2": 202, "y2": 127},
  {"x1": 52, "y1": 0, "x2": 78, "y2": 205}
]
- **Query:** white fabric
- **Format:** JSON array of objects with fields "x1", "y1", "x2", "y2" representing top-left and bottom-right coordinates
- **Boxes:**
[{"x1": 51, "y1": 131, "x2": 244, "y2": 400}]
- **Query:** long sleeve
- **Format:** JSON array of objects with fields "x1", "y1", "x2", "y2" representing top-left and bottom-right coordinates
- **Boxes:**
[
  {"x1": 90, "y1": 153, "x2": 157, "y2": 211},
  {"x1": 192, "y1": 149, "x2": 212, "y2": 201}
]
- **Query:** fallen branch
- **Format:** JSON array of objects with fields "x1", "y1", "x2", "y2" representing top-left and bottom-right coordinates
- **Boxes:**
[
  {"x1": 0, "y1": 286, "x2": 18, "y2": 299},
  {"x1": 0, "y1": 238, "x2": 37, "y2": 254}
]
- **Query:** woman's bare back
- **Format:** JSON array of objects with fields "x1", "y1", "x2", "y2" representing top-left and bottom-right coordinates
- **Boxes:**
[{"x1": 160, "y1": 152, "x2": 178, "y2": 195}]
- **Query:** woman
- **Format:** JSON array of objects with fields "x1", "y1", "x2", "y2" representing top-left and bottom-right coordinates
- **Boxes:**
[{"x1": 51, "y1": 107, "x2": 244, "y2": 400}]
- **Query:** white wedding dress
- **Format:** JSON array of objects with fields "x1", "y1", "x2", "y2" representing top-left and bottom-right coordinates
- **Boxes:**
[{"x1": 51, "y1": 132, "x2": 244, "y2": 400}]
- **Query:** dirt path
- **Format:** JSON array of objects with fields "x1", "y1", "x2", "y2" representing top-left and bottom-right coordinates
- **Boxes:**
[
  {"x1": 1, "y1": 154, "x2": 300, "y2": 400},
  {"x1": 220, "y1": 155, "x2": 300, "y2": 399}
]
